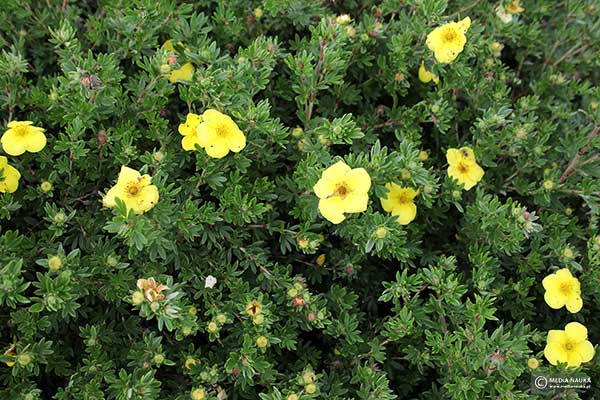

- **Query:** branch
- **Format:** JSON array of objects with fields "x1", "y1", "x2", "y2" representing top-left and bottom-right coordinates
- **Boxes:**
[{"x1": 559, "y1": 125, "x2": 600, "y2": 183}]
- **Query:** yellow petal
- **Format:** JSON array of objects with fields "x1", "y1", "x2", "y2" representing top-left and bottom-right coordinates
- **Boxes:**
[
  {"x1": 7, "y1": 121, "x2": 33, "y2": 128},
  {"x1": 544, "y1": 290, "x2": 566, "y2": 309},
  {"x1": 163, "y1": 39, "x2": 175, "y2": 52},
  {"x1": 205, "y1": 140, "x2": 230, "y2": 159},
  {"x1": 322, "y1": 160, "x2": 351, "y2": 182},
  {"x1": 117, "y1": 166, "x2": 141, "y2": 184},
  {"x1": 566, "y1": 351, "x2": 583, "y2": 367},
  {"x1": 135, "y1": 185, "x2": 159, "y2": 214},
  {"x1": 102, "y1": 186, "x2": 120, "y2": 208},
  {"x1": 1, "y1": 130, "x2": 26, "y2": 156},
  {"x1": 344, "y1": 168, "x2": 371, "y2": 193},
  {"x1": 182, "y1": 134, "x2": 202, "y2": 151},
  {"x1": 542, "y1": 274, "x2": 559, "y2": 291},
  {"x1": 169, "y1": 63, "x2": 194, "y2": 83},
  {"x1": 393, "y1": 201, "x2": 417, "y2": 225},
  {"x1": 202, "y1": 109, "x2": 225, "y2": 122},
  {"x1": 178, "y1": 114, "x2": 201, "y2": 136},
  {"x1": 547, "y1": 330, "x2": 567, "y2": 344},
  {"x1": 24, "y1": 129, "x2": 47, "y2": 153},
  {"x1": 466, "y1": 163, "x2": 484, "y2": 184},
  {"x1": 457, "y1": 16, "x2": 471, "y2": 32},
  {"x1": 574, "y1": 340, "x2": 595, "y2": 363},
  {"x1": 342, "y1": 192, "x2": 369, "y2": 213},
  {"x1": 313, "y1": 178, "x2": 335, "y2": 199},
  {"x1": 565, "y1": 322, "x2": 588, "y2": 343},
  {"x1": 226, "y1": 128, "x2": 246, "y2": 153},
  {"x1": 418, "y1": 62, "x2": 433, "y2": 83},
  {"x1": 379, "y1": 192, "x2": 396, "y2": 212},
  {"x1": 555, "y1": 268, "x2": 573, "y2": 279},
  {"x1": 565, "y1": 295, "x2": 583, "y2": 313},
  {"x1": 446, "y1": 148, "x2": 461, "y2": 165},
  {"x1": 544, "y1": 342, "x2": 567, "y2": 366},
  {"x1": 318, "y1": 197, "x2": 346, "y2": 224},
  {"x1": 196, "y1": 123, "x2": 218, "y2": 148},
  {"x1": 0, "y1": 157, "x2": 20, "y2": 193}
]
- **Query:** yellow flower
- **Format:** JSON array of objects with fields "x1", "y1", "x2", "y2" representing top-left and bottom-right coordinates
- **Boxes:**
[
  {"x1": 418, "y1": 62, "x2": 439, "y2": 84},
  {"x1": 102, "y1": 166, "x2": 159, "y2": 214},
  {"x1": 0, "y1": 156, "x2": 21, "y2": 193},
  {"x1": 446, "y1": 147, "x2": 484, "y2": 190},
  {"x1": 527, "y1": 358, "x2": 539, "y2": 369},
  {"x1": 184, "y1": 358, "x2": 197, "y2": 369},
  {"x1": 418, "y1": 150, "x2": 429, "y2": 161},
  {"x1": 426, "y1": 17, "x2": 471, "y2": 63},
  {"x1": 316, "y1": 254, "x2": 326, "y2": 266},
  {"x1": 3, "y1": 346, "x2": 16, "y2": 367},
  {"x1": 313, "y1": 160, "x2": 371, "y2": 224},
  {"x1": 302, "y1": 370, "x2": 316, "y2": 384},
  {"x1": 542, "y1": 268, "x2": 582, "y2": 313},
  {"x1": 506, "y1": 0, "x2": 524, "y2": 14},
  {"x1": 162, "y1": 40, "x2": 194, "y2": 83},
  {"x1": 1, "y1": 121, "x2": 46, "y2": 156},
  {"x1": 544, "y1": 322, "x2": 595, "y2": 367},
  {"x1": 136, "y1": 277, "x2": 169, "y2": 302},
  {"x1": 178, "y1": 113, "x2": 203, "y2": 151},
  {"x1": 380, "y1": 183, "x2": 418, "y2": 225},
  {"x1": 196, "y1": 109, "x2": 246, "y2": 158},
  {"x1": 246, "y1": 300, "x2": 263, "y2": 317}
]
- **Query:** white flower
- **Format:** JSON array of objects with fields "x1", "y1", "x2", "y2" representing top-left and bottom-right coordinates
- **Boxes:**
[
  {"x1": 496, "y1": 5, "x2": 513, "y2": 23},
  {"x1": 205, "y1": 275, "x2": 217, "y2": 288}
]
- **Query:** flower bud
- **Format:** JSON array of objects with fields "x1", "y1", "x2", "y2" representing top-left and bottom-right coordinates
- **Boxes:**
[
  {"x1": 48, "y1": 256, "x2": 62, "y2": 271},
  {"x1": 374, "y1": 227, "x2": 388, "y2": 239},
  {"x1": 40, "y1": 181, "x2": 53, "y2": 192},
  {"x1": 17, "y1": 354, "x2": 32, "y2": 366},
  {"x1": 305, "y1": 383, "x2": 317, "y2": 394},
  {"x1": 131, "y1": 291, "x2": 144, "y2": 305},
  {"x1": 191, "y1": 388, "x2": 205, "y2": 400},
  {"x1": 256, "y1": 336, "x2": 268, "y2": 348},
  {"x1": 207, "y1": 322, "x2": 219, "y2": 333},
  {"x1": 153, "y1": 354, "x2": 165, "y2": 364}
]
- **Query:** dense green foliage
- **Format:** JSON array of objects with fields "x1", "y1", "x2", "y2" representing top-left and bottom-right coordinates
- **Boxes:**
[{"x1": 1, "y1": 0, "x2": 599, "y2": 399}]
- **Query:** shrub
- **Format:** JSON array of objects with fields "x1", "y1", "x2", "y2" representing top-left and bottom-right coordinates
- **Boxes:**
[{"x1": 0, "y1": 1, "x2": 598, "y2": 399}]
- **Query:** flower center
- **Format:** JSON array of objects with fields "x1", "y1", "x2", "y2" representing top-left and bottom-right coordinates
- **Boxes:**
[
  {"x1": 14, "y1": 126, "x2": 28, "y2": 136},
  {"x1": 126, "y1": 184, "x2": 141, "y2": 196},
  {"x1": 443, "y1": 29, "x2": 457, "y2": 43},
  {"x1": 397, "y1": 194, "x2": 410, "y2": 204},
  {"x1": 334, "y1": 183, "x2": 350, "y2": 199},
  {"x1": 564, "y1": 341, "x2": 574, "y2": 351},
  {"x1": 215, "y1": 124, "x2": 229, "y2": 137},
  {"x1": 457, "y1": 162, "x2": 469, "y2": 174},
  {"x1": 559, "y1": 281, "x2": 573, "y2": 295}
]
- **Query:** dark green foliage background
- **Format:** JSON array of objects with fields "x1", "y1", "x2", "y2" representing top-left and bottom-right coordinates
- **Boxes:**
[{"x1": 0, "y1": 0, "x2": 599, "y2": 399}]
